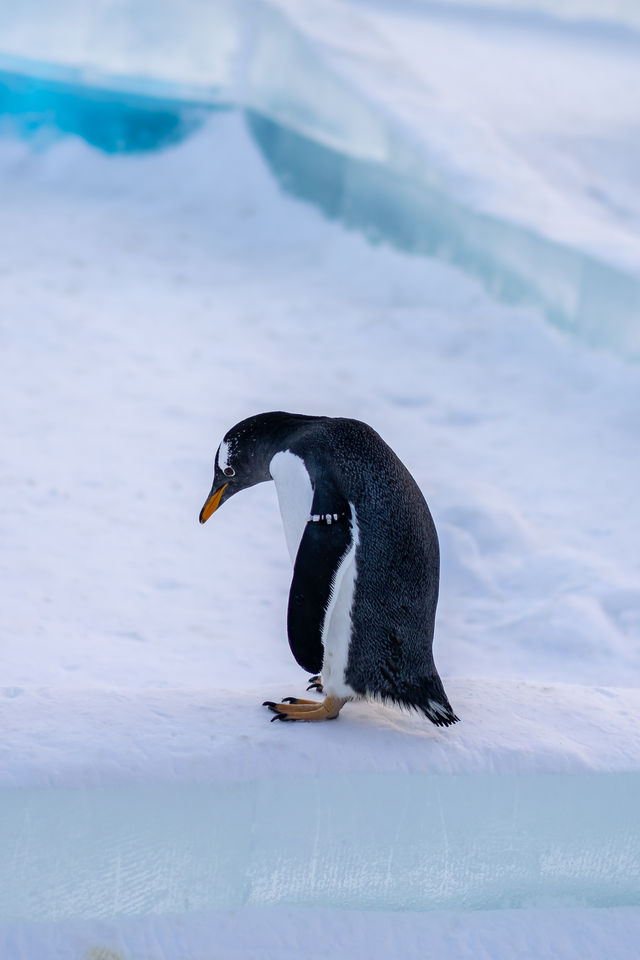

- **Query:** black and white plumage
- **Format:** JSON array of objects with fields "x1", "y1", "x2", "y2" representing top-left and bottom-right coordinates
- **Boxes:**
[{"x1": 199, "y1": 412, "x2": 458, "y2": 726}]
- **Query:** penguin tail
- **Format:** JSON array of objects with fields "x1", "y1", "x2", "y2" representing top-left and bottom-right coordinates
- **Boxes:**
[
  {"x1": 420, "y1": 697, "x2": 459, "y2": 727},
  {"x1": 373, "y1": 674, "x2": 459, "y2": 727},
  {"x1": 415, "y1": 674, "x2": 460, "y2": 727}
]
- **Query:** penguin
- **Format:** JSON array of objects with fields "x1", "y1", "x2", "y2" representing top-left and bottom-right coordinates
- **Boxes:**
[{"x1": 199, "y1": 412, "x2": 458, "y2": 726}]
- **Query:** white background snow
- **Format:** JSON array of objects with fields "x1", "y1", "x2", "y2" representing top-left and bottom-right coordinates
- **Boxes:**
[{"x1": 1, "y1": 1, "x2": 640, "y2": 958}]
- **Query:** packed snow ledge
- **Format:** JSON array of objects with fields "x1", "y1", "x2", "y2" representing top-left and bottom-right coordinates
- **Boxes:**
[{"x1": 2, "y1": 682, "x2": 640, "y2": 787}]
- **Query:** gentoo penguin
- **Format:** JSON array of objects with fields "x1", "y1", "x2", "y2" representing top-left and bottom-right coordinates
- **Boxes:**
[{"x1": 199, "y1": 412, "x2": 458, "y2": 726}]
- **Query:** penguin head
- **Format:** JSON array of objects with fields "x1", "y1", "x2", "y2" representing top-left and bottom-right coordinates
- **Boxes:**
[{"x1": 199, "y1": 412, "x2": 305, "y2": 524}]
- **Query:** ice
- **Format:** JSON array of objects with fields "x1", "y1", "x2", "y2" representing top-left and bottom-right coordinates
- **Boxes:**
[
  {"x1": 2, "y1": 0, "x2": 640, "y2": 356},
  {"x1": 246, "y1": 112, "x2": 640, "y2": 359},
  {"x1": 2, "y1": 774, "x2": 639, "y2": 923}
]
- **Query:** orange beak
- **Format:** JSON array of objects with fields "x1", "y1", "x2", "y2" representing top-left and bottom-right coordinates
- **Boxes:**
[{"x1": 199, "y1": 483, "x2": 228, "y2": 524}]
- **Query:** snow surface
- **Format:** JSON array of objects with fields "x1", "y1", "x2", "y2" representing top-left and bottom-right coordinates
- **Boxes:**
[{"x1": 1, "y1": 7, "x2": 640, "y2": 956}]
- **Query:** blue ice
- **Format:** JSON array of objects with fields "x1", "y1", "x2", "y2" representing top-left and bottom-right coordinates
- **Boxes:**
[{"x1": 1, "y1": 773, "x2": 639, "y2": 922}]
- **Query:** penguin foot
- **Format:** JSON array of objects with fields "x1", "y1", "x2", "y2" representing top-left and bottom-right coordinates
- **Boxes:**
[
  {"x1": 262, "y1": 695, "x2": 348, "y2": 722},
  {"x1": 306, "y1": 675, "x2": 324, "y2": 693}
]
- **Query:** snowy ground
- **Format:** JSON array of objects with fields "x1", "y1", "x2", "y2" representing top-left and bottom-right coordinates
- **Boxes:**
[{"x1": 1, "y1": 33, "x2": 640, "y2": 960}]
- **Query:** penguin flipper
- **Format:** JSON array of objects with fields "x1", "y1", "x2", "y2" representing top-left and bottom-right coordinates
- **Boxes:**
[{"x1": 286, "y1": 496, "x2": 352, "y2": 675}]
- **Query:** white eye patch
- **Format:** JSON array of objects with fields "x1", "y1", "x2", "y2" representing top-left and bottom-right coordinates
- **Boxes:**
[{"x1": 217, "y1": 439, "x2": 231, "y2": 473}]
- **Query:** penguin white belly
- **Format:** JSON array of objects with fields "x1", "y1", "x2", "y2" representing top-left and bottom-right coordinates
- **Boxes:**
[
  {"x1": 320, "y1": 506, "x2": 359, "y2": 699},
  {"x1": 269, "y1": 450, "x2": 314, "y2": 563}
]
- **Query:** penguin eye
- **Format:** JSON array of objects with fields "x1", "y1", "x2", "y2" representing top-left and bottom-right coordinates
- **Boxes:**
[{"x1": 223, "y1": 466, "x2": 235, "y2": 478}]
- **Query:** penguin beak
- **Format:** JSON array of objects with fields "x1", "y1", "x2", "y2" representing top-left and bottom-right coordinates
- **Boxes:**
[{"x1": 199, "y1": 483, "x2": 228, "y2": 524}]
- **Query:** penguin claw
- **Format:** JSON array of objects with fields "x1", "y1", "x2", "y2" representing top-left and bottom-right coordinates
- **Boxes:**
[
  {"x1": 281, "y1": 696, "x2": 322, "y2": 705},
  {"x1": 264, "y1": 700, "x2": 293, "y2": 717},
  {"x1": 262, "y1": 695, "x2": 349, "y2": 722},
  {"x1": 306, "y1": 675, "x2": 324, "y2": 693}
]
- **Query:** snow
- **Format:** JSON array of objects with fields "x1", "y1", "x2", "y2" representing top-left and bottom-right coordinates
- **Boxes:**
[
  {"x1": 1, "y1": 3, "x2": 640, "y2": 957},
  {"x1": 2, "y1": 683, "x2": 640, "y2": 789},
  {"x1": 3, "y1": 906, "x2": 640, "y2": 960}
]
